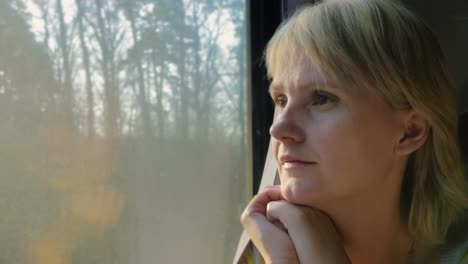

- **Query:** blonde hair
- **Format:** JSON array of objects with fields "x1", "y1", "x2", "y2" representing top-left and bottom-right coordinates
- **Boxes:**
[{"x1": 265, "y1": 0, "x2": 468, "y2": 245}]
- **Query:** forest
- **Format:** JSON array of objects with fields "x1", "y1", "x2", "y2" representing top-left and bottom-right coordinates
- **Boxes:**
[{"x1": 0, "y1": 0, "x2": 248, "y2": 263}]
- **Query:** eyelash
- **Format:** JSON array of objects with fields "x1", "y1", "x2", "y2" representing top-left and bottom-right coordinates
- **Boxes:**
[
  {"x1": 311, "y1": 92, "x2": 337, "y2": 107},
  {"x1": 274, "y1": 95, "x2": 287, "y2": 108},
  {"x1": 273, "y1": 91, "x2": 337, "y2": 109}
]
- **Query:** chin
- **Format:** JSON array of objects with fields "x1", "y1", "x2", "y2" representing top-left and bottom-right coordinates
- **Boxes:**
[{"x1": 280, "y1": 178, "x2": 323, "y2": 206}]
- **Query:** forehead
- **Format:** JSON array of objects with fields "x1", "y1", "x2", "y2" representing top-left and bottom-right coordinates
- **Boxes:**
[{"x1": 269, "y1": 55, "x2": 341, "y2": 93}]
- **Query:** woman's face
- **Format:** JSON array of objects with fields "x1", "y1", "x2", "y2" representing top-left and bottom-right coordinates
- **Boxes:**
[{"x1": 270, "y1": 55, "x2": 407, "y2": 207}]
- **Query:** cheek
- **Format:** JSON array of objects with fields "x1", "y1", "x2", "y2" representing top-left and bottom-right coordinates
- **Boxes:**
[
  {"x1": 309, "y1": 112, "x2": 396, "y2": 192},
  {"x1": 311, "y1": 120, "x2": 355, "y2": 177},
  {"x1": 308, "y1": 112, "x2": 355, "y2": 162}
]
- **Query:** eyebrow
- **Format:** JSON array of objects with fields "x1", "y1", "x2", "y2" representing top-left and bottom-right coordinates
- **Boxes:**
[{"x1": 268, "y1": 81, "x2": 342, "y2": 95}]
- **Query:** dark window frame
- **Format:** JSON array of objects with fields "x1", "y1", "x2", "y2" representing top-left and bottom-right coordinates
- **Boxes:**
[
  {"x1": 248, "y1": 0, "x2": 281, "y2": 194},
  {"x1": 249, "y1": 0, "x2": 318, "y2": 194}
]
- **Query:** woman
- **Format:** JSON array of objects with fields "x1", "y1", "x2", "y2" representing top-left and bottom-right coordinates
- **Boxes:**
[{"x1": 240, "y1": 0, "x2": 468, "y2": 263}]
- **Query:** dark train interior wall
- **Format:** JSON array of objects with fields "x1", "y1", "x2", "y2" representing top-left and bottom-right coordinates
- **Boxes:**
[{"x1": 404, "y1": 0, "x2": 468, "y2": 114}]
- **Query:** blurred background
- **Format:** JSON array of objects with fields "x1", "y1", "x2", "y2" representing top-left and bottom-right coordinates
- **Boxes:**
[{"x1": 0, "y1": 0, "x2": 248, "y2": 263}]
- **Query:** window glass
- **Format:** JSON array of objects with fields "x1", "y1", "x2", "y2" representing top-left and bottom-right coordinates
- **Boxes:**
[{"x1": 0, "y1": 0, "x2": 248, "y2": 263}]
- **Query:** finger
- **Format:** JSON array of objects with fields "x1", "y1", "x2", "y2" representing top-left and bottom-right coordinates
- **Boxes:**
[
  {"x1": 266, "y1": 200, "x2": 297, "y2": 225},
  {"x1": 240, "y1": 186, "x2": 299, "y2": 262},
  {"x1": 244, "y1": 186, "x2": 284, "y2": 215},
  {"x1": 266, "y1": 201, "x2": 281, "y2": 222},
  {"x1": 271, "y1": 220, "x2": 288, "y2": 233},
  {"x1": 240, "y1": 186, "x2": 283, "y2": 228},
  {"x1": 261, "y1": 184, "x2": 281, "y2": 190},
  {"x1": 242, "y1": 212, "x2": 294, "y2": 261}
]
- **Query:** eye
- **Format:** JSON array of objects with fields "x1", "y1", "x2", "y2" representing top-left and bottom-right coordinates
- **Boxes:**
[
  {"x1": 274, "y1": 95, "x2": 287, "y2": 108},
  {"x1": 310, "y1": 91, "x2": 338, "y2": 107}
]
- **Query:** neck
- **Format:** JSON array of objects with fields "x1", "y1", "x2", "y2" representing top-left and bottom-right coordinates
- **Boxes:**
[
  {"x1": 319, "y1": 165, "x2": 413, "y2": 263},
  {"x1": 329, "y1": 196, "x2": 412, "y2": 263}
]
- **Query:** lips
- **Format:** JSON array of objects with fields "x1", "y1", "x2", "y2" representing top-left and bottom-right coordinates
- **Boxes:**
[{"x1": 279, "y1": 155, "x2": 316, "y2": 169}]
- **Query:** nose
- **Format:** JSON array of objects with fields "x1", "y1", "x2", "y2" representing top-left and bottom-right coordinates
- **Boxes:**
[{"x1": 269, "y1": 109, "x2": 305, "y2": 144}]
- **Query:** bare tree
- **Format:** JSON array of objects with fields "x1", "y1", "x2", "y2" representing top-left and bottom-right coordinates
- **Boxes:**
[
  {"x1": 93, "y1": 0, "x2": 124, "y2": 139},
  {"x1": 171, "y1": 0, "x2": 190, "y2": 139},
  {"x1": 75, "y1": 0, "x2": 96, "y2": 138},
  {"x1": 121, "y1": 0, "x2": 153, "y2": 141},
  {"x1": 56, "y1": 0, "x2": 75, "y2": 127}
]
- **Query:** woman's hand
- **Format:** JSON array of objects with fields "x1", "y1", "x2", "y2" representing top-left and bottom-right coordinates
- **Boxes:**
[
  {"x1": 240, "y1": 185, "x2": 351, "y2": 264},
  {"x1": 267, "y1": 197, "x2": 351, "y2": 263},
  {"x1": 241, "y1": 185, "x2": 299, "y2": 264}
]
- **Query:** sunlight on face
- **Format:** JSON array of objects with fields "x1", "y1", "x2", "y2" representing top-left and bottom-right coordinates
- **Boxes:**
[{"x1": 269, "y1": 54, "x2": 407, "y2": 208}]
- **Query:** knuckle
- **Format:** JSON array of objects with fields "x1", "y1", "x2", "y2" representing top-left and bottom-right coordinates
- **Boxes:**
[
  {"x1": 240, "y1": 209, "x2": 251, "y2": 226},
  {"x1": 240, "y1": 211, "x2": 247, "y2": 224},
  {"x1": 266, "y1": 201, "x2": 279, "y2": 213}
]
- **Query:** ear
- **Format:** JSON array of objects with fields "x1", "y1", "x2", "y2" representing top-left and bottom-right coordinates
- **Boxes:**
[{"x1": 395, "y1": 111, "x2": 430, "y2": 156}]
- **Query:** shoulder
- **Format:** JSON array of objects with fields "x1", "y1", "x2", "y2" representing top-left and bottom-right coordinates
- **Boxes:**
[{"x1": 440, "y1": 210, "x2": 468, "y2": 263}]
